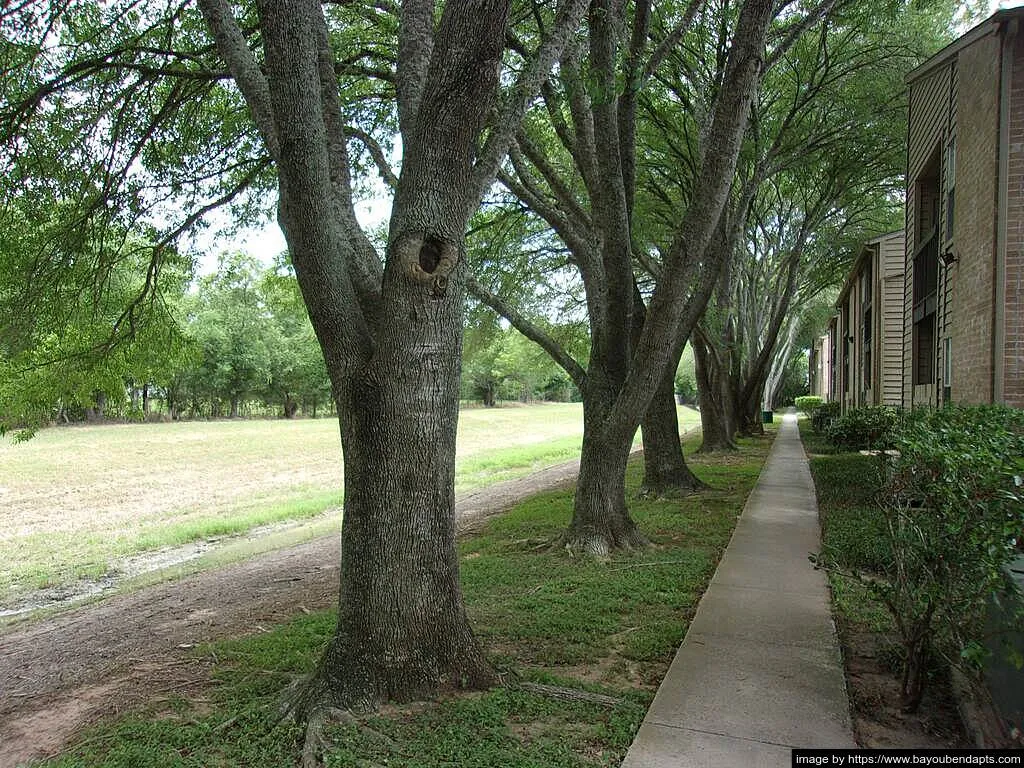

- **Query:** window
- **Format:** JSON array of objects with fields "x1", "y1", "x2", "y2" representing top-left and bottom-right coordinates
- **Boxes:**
[
  {"x1": 842, "y1": 302, "x2": 851, "y2": 394},
  {"x1": 829, "y1": 325, "x2": 837, "y2": 401},
  {"x1": 861, "y1": 261, "x2": 873, "y2": 390},
  {"x1": 945, "y1": 136, "x2": 956, "y2": 245},
  {"x1": 863, "y1": 307, "x2": 872, "y2": 389},
  {"x1": 913, "y1": 150, "x2": 940, "y2": 386},
  {"x1": 943, "y1": 337, "x2": 952, "y2": 403},
  {"x1": 914, "y1": 314, "x2": 935, "y2": 386}
]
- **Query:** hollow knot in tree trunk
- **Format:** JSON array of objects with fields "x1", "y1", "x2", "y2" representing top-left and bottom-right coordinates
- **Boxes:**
[{"x1": 395, "y1": 231, "x2": 457, "y2": 298}]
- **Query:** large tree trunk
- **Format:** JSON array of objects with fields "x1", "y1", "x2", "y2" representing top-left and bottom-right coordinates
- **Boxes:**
[
  {"x1": 283, "y1": 393, "x2": 298, "y2": 418},
  {"x1": 301, "y1": 346, "x2": 495, "y2": 709},
  {"x1": 735, "y1": 396, "x2": 763, "y2": 436},
  {"x1": 564, "y1": 376, "x2": 647, "y2": 557},
  {"x1": 640, "y1": 356, "x2": 705, "y2": 496},
  {"x1": 734, "y1": 370, "x2": 767, "y2": 436},
  {"x1": 693, "y1": 334, "x2": 737, "y2": 452},
  {"x1": 86, "y1": 390, "x2": 107, "y2": 422}
]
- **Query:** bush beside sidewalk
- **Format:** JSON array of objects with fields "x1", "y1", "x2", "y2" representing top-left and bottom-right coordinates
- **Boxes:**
[{"x1": 804, "y1": 406, "x2": 1024, "y2": 748}]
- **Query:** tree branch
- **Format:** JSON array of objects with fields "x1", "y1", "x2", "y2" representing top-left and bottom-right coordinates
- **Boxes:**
[
  {"x1": 515, "y1": 131, "x2": 592, "y2": 233},
  {"x1": 764, "y1": 0, "x2": 842, "y2": 72},
  {"x1": 470, "y1": 0, "x2": 591, "y2": 207},
  {"x1": 345, "y1": 126, "x2": 398, "y2": 190},
  {"x1": 466, "y1": 276, "x2": 586, "y2": 387},
  {"x1": 396, "y1": 0, "x2": 434, "y2": 137},
  {"x1": 197, "y1": 0, "x2": 279, "y2": 160},
  {"x1": 642, "y1": 0, "x2": 705, "y2": 83}
]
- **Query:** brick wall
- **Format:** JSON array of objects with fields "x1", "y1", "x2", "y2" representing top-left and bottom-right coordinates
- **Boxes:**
[
  {"x1": 1004, "y1": 31, "x2": 1024, "y2": 407},
  {"x1": 953, "y1": 35, "x2": 1000, "y2": 404}
]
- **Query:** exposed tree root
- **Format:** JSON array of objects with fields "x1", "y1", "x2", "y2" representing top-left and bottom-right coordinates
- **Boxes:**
[
  {"x1": 300, "y1": 707, "x2": 337, "y2": 768},
  {"x1": 280, "y1": 647, "x2": 497, "y2": 765},
  {"x1": 513, "y1": 681, "x2": 622, "y2": 708},
  {"x1": 297, "y1": 705, "x2": 397, "y2": 768},
  {"x1": 561, "y1": 526, "x2": 650, "y2": 559},
  {"x1": 698, "y1": 440, "x2": 739, "y2": 454},
  {"x1": 638, "y1": 474, "x2": 707, "y2": 499}
]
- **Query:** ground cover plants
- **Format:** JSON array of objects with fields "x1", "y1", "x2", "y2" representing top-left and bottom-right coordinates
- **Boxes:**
[
  {"x1": 33, "y1": 431, "x2": 772, "y2": 767},
  {"x1": 0, "y1": 405, "x2": 699, "y2": 610}
]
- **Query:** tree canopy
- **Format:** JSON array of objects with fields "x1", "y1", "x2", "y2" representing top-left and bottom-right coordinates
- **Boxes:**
[{"x1": 0, "y1": 0, "x2": 967, "y2": 746}]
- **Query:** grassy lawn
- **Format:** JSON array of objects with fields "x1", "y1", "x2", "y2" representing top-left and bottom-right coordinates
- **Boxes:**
[
  {"x1": 40, "y1": 431, "x2": 772, "y2": 768},
  {"x1": 0, "y1": 404, "x2": 699, "y2": 607},
  {"x1": 806, "y1": 446, "x2": 892, "y2": 634}
]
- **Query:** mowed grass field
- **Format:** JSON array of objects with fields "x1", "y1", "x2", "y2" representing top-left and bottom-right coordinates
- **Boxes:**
[{"x1": 0, "y1": 403, "x2": 700, "y2": 607}]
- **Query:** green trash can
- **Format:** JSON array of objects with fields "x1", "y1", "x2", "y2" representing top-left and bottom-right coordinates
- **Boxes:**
[{"x1": 762, "y1": 410, "x2": 773, "y2": 424}]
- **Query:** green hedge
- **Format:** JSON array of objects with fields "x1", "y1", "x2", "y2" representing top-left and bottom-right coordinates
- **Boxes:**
[
  {"x1": 794, "y1": 395, "x2": 824, "y2": 415},
  {"x1": 825, "y1": 406, "x2": 900, "y2": 452},
  {"x1": 811, "y1": 401, "x2": 840, "y2": 435}
]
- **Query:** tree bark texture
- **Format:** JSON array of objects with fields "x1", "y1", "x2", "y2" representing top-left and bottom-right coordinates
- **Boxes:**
[
  {"x1": 199, "y1": 0, "x2": 591, "y2": 711},
  {"x1": 693, "y1": 332, "x2": 738, "y2": 452},
  {"x1": 563, "y1": 374, "x2": 647, "y2": 556},
  {"x1": 640, "y1": 347, "x2": 705, "y2": 495},
  {"x1": 304, "y1": 352, "x2": 495, "y2": 709}
]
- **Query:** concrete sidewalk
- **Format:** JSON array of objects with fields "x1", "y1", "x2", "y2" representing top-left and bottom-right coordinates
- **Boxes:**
[{"x1": 621, "y1": 412, "x2": 855, "y2": 767}]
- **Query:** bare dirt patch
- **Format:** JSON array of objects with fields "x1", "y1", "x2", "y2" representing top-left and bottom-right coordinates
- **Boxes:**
[
  {"x1": 0, "y1": 459, "x2": 584, "y2": 768},
  {"x1": 839, "y1": 624, "x2": 969, "y2": 749}
]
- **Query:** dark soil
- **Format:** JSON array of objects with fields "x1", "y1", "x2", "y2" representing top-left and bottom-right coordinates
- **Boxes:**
[{"x1": 838, "y1": 622, "x2": 970, "y2": 749}]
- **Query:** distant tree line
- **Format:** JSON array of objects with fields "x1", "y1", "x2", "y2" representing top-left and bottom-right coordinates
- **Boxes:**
[
  {"x1": 1, "y1": 249, "x2": 335, "y2": 428},
  {"x1": 2, "y1": 244, "x2": 582, "y2": 428}
]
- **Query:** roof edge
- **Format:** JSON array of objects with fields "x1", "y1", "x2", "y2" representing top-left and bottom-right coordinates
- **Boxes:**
[
  {"x1": 861, "y1": 229, "x2": 904, "y2": 247},
  {"x1": 834, "y1": 230, "x2": 905, "y2": 306},
  {"x1": 905, "y1": 8, "x2": 1023, "y2": 85}
]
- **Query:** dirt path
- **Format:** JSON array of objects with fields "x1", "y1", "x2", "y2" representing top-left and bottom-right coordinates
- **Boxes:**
[{"x1": 0, "y1": 458, "x2": 585, "y2": 767}]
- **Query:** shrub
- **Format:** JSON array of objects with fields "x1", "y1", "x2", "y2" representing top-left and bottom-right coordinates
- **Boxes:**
[
  {"x1": 795, "y1": 395, "x2": 824, "y2": 416},
  {"x1": 674, "y1": 372, "x2": 697, "y2": 405},
  {"x1": 813, "y1": 454, "x2": 889, "y2": 572},
  {"x1": 826, "y1": 406, "x2": 900, "y2": 452},
  {"x1": 811, "y1": 401, "x2": 840, "y2": 435},
  {"x1": 819, "y1": 405, "x2": 1024, "y2": 712}
]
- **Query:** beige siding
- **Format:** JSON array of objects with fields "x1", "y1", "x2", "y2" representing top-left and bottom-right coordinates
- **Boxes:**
[
  {"x1": 810, "y1": 335, "x2": 831, "y2": 400},
  {"x1": 879, "y1": 233, "x2": 906, "y2": 406},
  {"x1": 833, "y1": 234, "x2": 905, "y2": 413}
]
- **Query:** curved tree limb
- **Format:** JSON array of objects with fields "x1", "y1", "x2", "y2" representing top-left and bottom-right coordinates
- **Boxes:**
[
  {"x1": 345, "y1": 125, "x2": 399, "y2": 190},
  {"x1": 466, "y1": 276, "x2": 586, "y2": 387},
  {"x1": 197, "y1": 0, "x2": 279, "y2": 160},
  {"x1": 470, "y1": 0, "x2": 590, "y2": 211}
]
